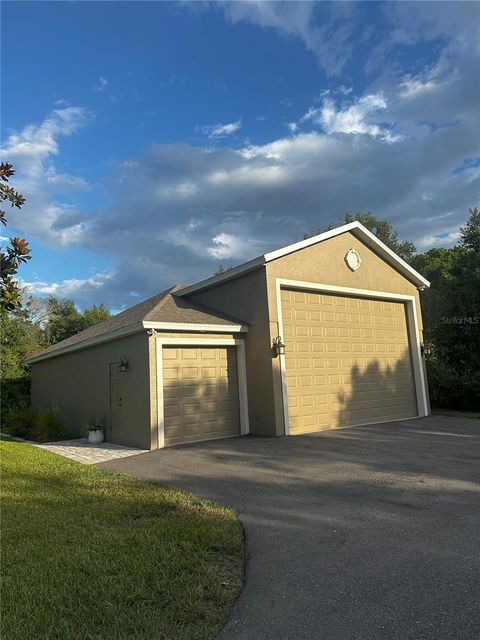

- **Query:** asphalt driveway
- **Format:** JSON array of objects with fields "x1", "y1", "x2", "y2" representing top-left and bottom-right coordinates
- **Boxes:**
[{"x1": 101, "y1": 416, "x2": 480, "y2": 640}]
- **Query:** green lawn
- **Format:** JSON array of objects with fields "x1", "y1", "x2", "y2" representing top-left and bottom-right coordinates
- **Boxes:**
[{"x1": 0, "y1": 440, "x2": 244, "y2": 640}]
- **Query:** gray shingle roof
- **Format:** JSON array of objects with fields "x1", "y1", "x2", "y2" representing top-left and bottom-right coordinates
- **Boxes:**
[{"x1": 31, "y1": 284, "x2": 247, "y2": 360}]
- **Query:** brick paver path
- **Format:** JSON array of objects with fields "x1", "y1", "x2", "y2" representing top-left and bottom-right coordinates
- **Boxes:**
[{"x1": 36, "y1": 438, "x2": 148, "y2": 464}]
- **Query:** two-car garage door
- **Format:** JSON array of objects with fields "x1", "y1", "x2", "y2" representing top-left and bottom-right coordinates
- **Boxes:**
[{"x1": 281, "y1": 288, "x2": 418, "y2": 434}]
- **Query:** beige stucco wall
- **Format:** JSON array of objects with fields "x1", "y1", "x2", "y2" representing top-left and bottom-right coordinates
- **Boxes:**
[
  {"x1": 188, "y1": 269, "x2": 277, "y2": 436},
  {"x1": 31, "y1": 332, "x2": 152, "y2": 449},
  {"x1": 265, "y1": 231, "x2": 427, "y2": 433}
]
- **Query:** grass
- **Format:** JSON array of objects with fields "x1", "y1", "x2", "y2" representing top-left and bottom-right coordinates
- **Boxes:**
[
  {"x1": 432, "y1": 408, "x2": 480, "y2": 419},
  {"x1": 0, "y1": 439, "x2": 244, "y2": 640}
]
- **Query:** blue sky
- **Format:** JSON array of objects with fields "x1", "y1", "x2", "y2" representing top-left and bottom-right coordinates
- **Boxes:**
[{"x1": 2, "y1": 1, "x2": 479, "y2": 309}]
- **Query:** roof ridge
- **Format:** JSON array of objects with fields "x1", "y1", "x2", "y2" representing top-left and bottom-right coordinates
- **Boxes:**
[
  {"x1": 120, "y1": 285, "x2": 174, "y2": 316},
  {"x1": 152, "y1": 284, "x2": 184, "y2": 312}
]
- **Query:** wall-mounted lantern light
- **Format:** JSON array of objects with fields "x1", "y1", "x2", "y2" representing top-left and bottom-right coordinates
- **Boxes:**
[
  {"x1": 420, "y1": 344, "x2": 432, "y2": 358},
  {"x1": 272, "y1": 336, "x2": 286, "y2": 356},
  {"x1": 119, "y1": 356, "x2": 129, "y2": 373}
]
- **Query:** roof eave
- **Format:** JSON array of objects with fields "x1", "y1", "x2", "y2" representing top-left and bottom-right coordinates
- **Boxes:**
[
  {"x1": 26, "y1": 321, "x2": 146, "y2": 364},
  {"x1": 27, "y1": 320, "x2": 248, "y2": 364},
  {"x1": 142, "y1": 321, "x2": 249, "y2": 333}
]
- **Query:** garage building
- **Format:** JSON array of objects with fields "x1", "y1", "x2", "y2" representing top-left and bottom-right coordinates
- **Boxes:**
[{"x1": 29, "y1": 221, "x2": 430, "y2": 449}]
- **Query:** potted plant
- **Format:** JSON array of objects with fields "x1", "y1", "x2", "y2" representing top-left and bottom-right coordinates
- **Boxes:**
[{"x1": 86, "y1": 415, "x2": 104, "y2": 444}]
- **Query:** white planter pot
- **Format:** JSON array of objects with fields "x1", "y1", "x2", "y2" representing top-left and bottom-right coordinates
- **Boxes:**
[{"x1": 88, "y1": 429, "x2": 104, "y2": 444}]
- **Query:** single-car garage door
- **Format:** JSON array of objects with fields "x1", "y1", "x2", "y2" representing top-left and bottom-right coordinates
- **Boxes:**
[
  {"x1": 162, "y1": 346, "x2": 240, "y2": 446},
  {"x1": 281, "y1": 288, "x2": 418, "y2": 434}
]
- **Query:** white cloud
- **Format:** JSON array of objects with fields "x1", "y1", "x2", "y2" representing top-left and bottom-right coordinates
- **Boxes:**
[
  {"x1": 295, "y1": 93, "x2": 401, "y2": 142},
  {"x1": 399, "y1": 77, "x2": 438, "y2": 99},
  {"x1": 21, "y1": 272, "x2": 113, "y2": 301},
  {"x1": 1, "y1": 107, "x2": 90, "y2": 174},
  {"x1": 416, "y1": 228, "x2": 462, "y2": 250},
  {"x1": 92, "y1": 76, "x2": 109, "y2": 92},
  {"x1": 200, "y1": 119, "x2": 242, "y2": 139},
  {"x1": 0, "y1": 108, "x2": 91, "y2": 245},
  {"x1": 11, "y1": 105, "x2": 478, "y2": 308},
  {"x1": 207, "y1": 232, "x2": 252, "y2": 259},
  {"x1": 73, "y1": 110, "x2": 475, "y2": 307}
]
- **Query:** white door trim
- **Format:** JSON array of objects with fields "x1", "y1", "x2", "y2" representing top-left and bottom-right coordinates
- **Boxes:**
[
  {"x1": 155, "y1": 337, "x2": 249, "y2": 449},
  {"x1": 275, "y1": 278, "x2": 429, "y2": 436}
]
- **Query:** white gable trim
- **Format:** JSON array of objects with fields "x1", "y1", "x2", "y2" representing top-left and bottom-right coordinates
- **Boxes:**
[{"x1": 177, "y1": 221, "x2": 430, "y2": 297}]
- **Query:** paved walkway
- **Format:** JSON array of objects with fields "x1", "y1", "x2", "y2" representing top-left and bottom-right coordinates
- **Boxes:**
[
  {"x1": 36, "y1": 438, "x2": 148, "y2": 464},
  {"x1": 102, "y1": 416, "x2": 480, "y2": 640}
]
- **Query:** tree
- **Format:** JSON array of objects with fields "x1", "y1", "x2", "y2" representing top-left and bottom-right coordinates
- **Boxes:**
[
  {"x1": 0, "y1": 297, "x2": 46, "y2": 417},
  {"x1": 44, "y1": 298, "x2": 85, "y2": 344},
  {"x1": 411, "y1": 207, "x2": 480, "y2": 410},
  {"x1": 459, "y1": 207, "x2": 480, "y2": 252},
  {"x1": 44, "y1": 297, "x2": 111, "y2": 345},
  {"x1": 0, "y1": 162, "x2": 31, "y2": 311},
  {"x1": 1, "y1": 301, "x2": 45, "y2": 381},
  {"x1": 83, "y1": 304, "x2": 110, "y2": 327},
  {"x1": 305, "y1": 211, "x2": 417, "y2": 263},
  {"x1": 213, "y1": 264, "x2": 235, "y2": 276}
]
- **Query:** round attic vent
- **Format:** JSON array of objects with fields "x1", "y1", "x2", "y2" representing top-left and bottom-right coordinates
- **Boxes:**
[{"x1": 345, "y1": 248, "x2": 362, "y2": 271}]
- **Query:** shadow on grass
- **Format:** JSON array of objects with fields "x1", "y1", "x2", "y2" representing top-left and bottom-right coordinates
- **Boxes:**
[{"x1": 1, "y1": 440, "x2": 244, "y2": 640}]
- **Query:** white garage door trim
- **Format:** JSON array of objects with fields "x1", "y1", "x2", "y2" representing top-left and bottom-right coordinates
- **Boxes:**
[
  {"x1": 275, "y1": 278, "x2": 429, "y2": 435},
  {"x1": 155, "y1": 337, "x2": 249, "y2": 448}
]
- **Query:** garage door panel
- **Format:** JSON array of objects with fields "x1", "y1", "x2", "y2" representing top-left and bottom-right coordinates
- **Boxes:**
[
  {"x1": 282, "y1": 289, "x2": 418, "y2": 434},
  {"x1": 163, "y1": 346, "x2": 241, "y2": 446}
]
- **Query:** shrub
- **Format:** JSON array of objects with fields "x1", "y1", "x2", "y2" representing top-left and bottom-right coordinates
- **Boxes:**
[
  {"x1": 2, "y1": 405, "x2": 38, "y2": 440},
  {"x1": 36, "y1": 410, "x2": 71, "y2": 442},
  {"x1": 2, "y1": 406, "x2": 71, "y2": 442},
  {"x1": 427, "y1": 359, "x2": 480, "y2": 412},
  {"x1": 0, "y1": 377, "x2": 31, "y2": 427}
]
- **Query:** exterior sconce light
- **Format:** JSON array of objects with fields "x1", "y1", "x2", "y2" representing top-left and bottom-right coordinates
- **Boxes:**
[
  {"x1": 272, "y1": 336, "x2": 286, "y2": 356},
  {"x1": 420, "y1": 344, "x2": 431, "y2": 358},
  {"x1": 119, "y1": 356, "x2": 129, "y2": 373}
]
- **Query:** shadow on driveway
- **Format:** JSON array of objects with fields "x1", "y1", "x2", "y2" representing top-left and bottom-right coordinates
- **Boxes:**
[{"x1": 100, "y1": 416, "x2": 480, "y2": 640}]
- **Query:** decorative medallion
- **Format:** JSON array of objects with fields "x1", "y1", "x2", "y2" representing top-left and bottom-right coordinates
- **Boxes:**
[{"x1": 345, "y1": 248, "x2": 362, "y2": 272}]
